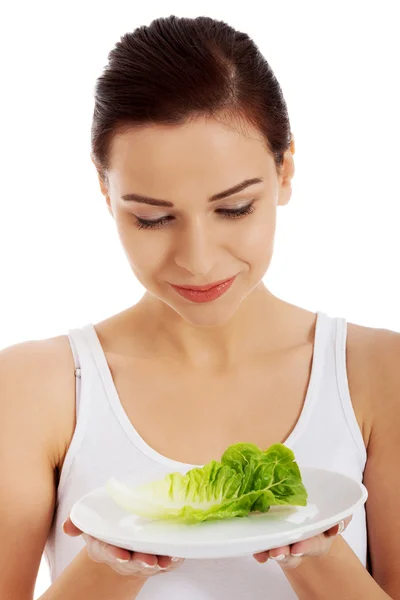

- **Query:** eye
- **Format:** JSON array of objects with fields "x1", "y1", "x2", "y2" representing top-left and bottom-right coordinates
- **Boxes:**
[{"x1": 133, "y1": 200, "x2": 256, "y2": 230}]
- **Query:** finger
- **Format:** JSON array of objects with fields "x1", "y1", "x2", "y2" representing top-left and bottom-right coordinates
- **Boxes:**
[
  {"x1": 273, "y1": 554, "x2": 304, "y2": 570},
  {"x1": 290, "y1": 532, "x2": 332, "y2": 557},
  {"x1": 77, "y1": 531, "x2": 155, "y2": 565},
  {"x1": 80, "y1": 535, "x2": 160, "y2": 577},
  {"x1": 81, "y1": 533, "x2": 182, "y2": 572},
  {"x1": 83, "y1": 537, "x2": 184, "y2": 578},
  {"x1": 157, "y1": 555, "x2": 184, "y2": 569},
  {"x1": 110, "y1": 557, "x2": 164, "y2": 577},
  {"x1": 131, "y1": 552, "x2": 159, "y2": 568},
  {"x1": 81, "y1": 533, "x2": 132, "y2": 564},
  {"x1": 325, "y1": 514, "x2": 353, "y2": 537},
  {"x1": 131, "y1": 552, "x2": 184, "y2": 570},
  {"x1": 111, "y1": 553, "x2": 183, "y2": 577},
  {"x1": 62, "y1": 518, "x2": 83, "y2": 537},
  {"x1": 269, "y1": 545, "x2": 292, "y2": 561},
  {"x1": 268, "y1": 546, "x2": 304, "y2": 569},
  {"x1": 290, "y1": 515, "x2": 353, "y2": 556},
  {"x1": 83, "y1": 535, "x2": 110, "y2": 564},
  {"x1": 253, "y1": 550, "x2": 269, "y2": 564},
  {"x1": 104, "y1": 542, "x2": 132, "y2": 562}
]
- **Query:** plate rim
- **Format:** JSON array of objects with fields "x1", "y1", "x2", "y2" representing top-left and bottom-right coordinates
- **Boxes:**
[{"x1": 70, "y1": 467, "x2": 368, "y2": 555}]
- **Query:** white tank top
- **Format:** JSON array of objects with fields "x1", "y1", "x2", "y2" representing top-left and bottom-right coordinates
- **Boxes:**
[{"x1": 44, "y1": 310, "x2": 368, "y2": 598}]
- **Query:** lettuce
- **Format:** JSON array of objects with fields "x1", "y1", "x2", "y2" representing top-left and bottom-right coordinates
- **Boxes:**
[{"x1": 105, "y1": 442, "x2": 308, "y2": 524}]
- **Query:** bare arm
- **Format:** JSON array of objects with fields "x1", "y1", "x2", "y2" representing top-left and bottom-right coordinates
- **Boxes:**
[
  {"x1": 39, "y1": 546, "x2": 147, "y2": 600},
  {"x1": 0, "y1": 339, "x2": 147, "y2": 600},
  {"x1": 360, "y1": 329, "x2": 400, "y2": 597},
  {"x1": 0, "y1": 341, "x2": 60, "y2": 600},
  {"x1": 283, "y1": 328, "x2": 400, "y2": 599}
]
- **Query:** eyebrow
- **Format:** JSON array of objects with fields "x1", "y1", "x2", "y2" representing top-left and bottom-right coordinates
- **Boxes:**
[{"x1": 121, "y1": 177, "x2": 264, "y2": 207}]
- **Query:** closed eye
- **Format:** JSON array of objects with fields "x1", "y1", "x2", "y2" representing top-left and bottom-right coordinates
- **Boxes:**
[{"x1": 133, "y1": 200, "x2": 256, "y2": 230}]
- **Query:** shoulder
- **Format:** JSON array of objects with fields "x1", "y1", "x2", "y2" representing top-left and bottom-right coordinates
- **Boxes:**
[
  {"x1": 344, "y1": 321, "x2": 400, "y2": 591},
  {"x1": 345, "y1": 320, "x2": 400, "y2": 450},
  {"x1": 0, "y1": 334, "x2": 76, "y2": 472},
  {"x1": 346, "y1": 318, "x2": 400, "y2": 361}
]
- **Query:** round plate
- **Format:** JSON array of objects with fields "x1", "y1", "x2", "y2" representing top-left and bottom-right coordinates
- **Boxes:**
[{"x1": 70, "y1": 467, "x2": 368, "y2": 559}]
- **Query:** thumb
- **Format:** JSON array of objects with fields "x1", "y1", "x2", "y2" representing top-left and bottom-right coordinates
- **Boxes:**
[{"x1": 62, "y1": 517, "x2": 83, "y2": 537}]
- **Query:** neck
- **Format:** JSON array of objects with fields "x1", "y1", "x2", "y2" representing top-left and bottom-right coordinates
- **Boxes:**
[{"x1": 132, "y1": 284, "x2": 302, "y2": 371}]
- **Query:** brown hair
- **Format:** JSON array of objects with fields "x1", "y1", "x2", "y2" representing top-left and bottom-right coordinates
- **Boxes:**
[{"x1": 91, "y1": 15, "x2": 293, "y2": 183}]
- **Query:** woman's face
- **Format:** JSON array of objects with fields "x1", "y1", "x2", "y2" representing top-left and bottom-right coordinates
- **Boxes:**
[{"x1": 98, "y1": 115, "x2": 295, "y2": 326}]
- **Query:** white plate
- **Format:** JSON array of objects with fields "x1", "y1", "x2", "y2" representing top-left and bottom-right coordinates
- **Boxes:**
[{"x1": 70, "y1": 467, "x2": 368, "y2": 559}]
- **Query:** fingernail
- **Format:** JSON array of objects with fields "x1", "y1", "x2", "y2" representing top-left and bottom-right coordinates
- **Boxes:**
[
  {"x1": 171, "y1": 557, "x2": 180, "y2": 562},
  {"x1": 116, "y1": 557, "x2": 130, "y2": 563},
  {"x1": 337, "y1": 520, "x2": 345, "y2": 534},
  {"x1": 270, "y1": 553, "x2": 286, "y2": 561},
  {"x1": 291, "y1": 552, "x2": 304, "y2": 557},
  {"x1": 137, "y1": 560, "x2": 158, "y2": 569}
]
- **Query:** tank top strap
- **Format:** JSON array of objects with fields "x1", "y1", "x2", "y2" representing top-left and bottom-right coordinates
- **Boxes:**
[
  {"x1": 335, "y1": 316, "x2": 367, "y2": 464},
  {"x1": 285, "y1": 310, "x2": 334, "y2": 445},
  {"x1": 57, "y1": 325, "x2": 98, "y2": 501},
  {"x1": 314, "y1": 310, "x2": 336, "y2": 366},
  {"x1": 67, "y1": 325, "x2": 98, "y2": 413},
  {"x1": 307, "y1": 311, "x2": 367, "y2": 468},
  {"x1": 306, "y1": 310, "x2": 336, "y2": 398}
]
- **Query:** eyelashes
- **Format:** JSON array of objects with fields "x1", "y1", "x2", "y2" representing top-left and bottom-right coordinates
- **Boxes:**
[{"x1": 133, "y1": 200, "x2": 256, "y2": 230}]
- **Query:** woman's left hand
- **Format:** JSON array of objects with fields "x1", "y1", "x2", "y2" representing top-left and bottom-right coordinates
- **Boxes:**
[{"x1": 253, "y1": 515, "x2": 353, "y2": 569}]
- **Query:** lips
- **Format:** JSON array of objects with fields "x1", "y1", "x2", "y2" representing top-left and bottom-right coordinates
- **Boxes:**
[
  {"x1": 170, "y1": 276, "x2": 237, "y2": 303},
  {"x1": 171, "y1": 277, "x2": 235, "y2": 292}
]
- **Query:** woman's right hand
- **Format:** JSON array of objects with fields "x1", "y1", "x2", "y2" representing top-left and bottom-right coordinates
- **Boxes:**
[{"x1": 63, "y1": 516, "x2": 185, "y2": 577}]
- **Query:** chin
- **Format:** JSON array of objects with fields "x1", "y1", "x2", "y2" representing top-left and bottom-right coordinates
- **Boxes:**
[{"x1": 166, "y1": 294, "x2": 248, "y2": 327}]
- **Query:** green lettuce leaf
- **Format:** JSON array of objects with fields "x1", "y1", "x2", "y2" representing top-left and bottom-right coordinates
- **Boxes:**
[{"x1": 105, "y1": 442, "x2": 308, "y2": 524}]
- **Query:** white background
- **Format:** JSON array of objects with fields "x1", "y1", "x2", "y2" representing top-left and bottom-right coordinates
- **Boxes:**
[{"x1": 0, "y1": 1, "x2": 398, "y2": 597}]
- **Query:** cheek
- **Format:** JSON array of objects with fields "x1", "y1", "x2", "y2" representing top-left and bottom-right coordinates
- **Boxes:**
[
  {"x1": 116, "y1": 219, "x2": 168, "y2": 275},
  {"x1": 233, "y1": 213, "x2": 276, "y2": 260}
]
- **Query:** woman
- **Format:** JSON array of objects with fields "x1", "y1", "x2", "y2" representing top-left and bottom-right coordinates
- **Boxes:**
[{"x1": 1, "y1": 14, "x2": 398, "y2": 600}]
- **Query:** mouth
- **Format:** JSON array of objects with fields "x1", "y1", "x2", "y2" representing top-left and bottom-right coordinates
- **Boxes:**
[
  {"x1": 169, "y1": 275, "x2": 238, "y2": 304},
  {"x1": 170, "y1": 276, "x2": 237, "y2": 292}
]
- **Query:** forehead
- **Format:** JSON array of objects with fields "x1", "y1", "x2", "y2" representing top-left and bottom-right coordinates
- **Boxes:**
[{"x1": 107, "y1": 117, "x2": 272, "y2": 188}]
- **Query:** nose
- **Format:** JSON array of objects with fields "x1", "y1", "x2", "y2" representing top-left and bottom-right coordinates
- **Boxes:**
[{"x1": 173, "y1": 218, "x2": 219, "y2": 276}]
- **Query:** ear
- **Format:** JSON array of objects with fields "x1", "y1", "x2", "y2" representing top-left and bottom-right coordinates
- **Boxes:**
[
  {"x1": 277, "y1": 134, "x2": 295, "y2": 207},
  {"x1": 91, "y1": 154, "x2": 114, "y2": 218}
]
